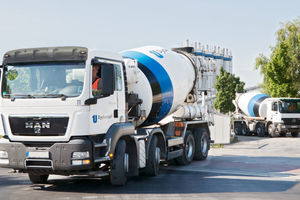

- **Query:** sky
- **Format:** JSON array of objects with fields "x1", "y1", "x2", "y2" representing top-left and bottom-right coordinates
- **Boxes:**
[{"x1": 0, "y1": 0, "x2": 299, "y2": 87}]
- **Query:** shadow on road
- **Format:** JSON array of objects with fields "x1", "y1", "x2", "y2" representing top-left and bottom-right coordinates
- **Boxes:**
[
  {"x1": 16, "y1": 168, "x2": 296, "y2": 194},
  {"x1": 1, "y1": 134, "x2": 300, "y2": 196}
]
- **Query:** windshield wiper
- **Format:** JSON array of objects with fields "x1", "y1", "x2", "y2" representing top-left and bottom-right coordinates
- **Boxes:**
[
  {"x1": 44, "y1": 94, "x2": 68, "y2": 100},
  {"x1": 4, "y1": 94, "x2": 35, "y2": 99},
  {"x1": 30, "y1": 93, "x2": 68, "y2": 100},
  {"x1": 4, "y1": 93, "x2": 68, "y2": 101},
  {"x1": 27, "y1": 94, "x2": 35, "y2": 98}
]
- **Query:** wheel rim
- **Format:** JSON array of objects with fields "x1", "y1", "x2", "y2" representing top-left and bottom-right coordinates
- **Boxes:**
[
  {"x1": 201, "y1": 134, "x2": 208, "y2": 154},
  {"x1": 257, "y1": 127, "x2": 261, "y2": 135},
  {"x1": 155, "y1": 147, "x2": 160, "y2": 165},
  {"x1": 186, "y1": 139, "x2": 193, "y2": 158},
  {"x1": 234, "y1": 125, "x2": 238, "y2": 134},
  {"x1": 268, "y1": 125, "x2": 273, "y2": 135},
  {"x1": 124, "y1": 153, "x2": 129, "y2": 173},
  {"x1": 242, "y1": 126, "x2": 247, "y2": 135}
]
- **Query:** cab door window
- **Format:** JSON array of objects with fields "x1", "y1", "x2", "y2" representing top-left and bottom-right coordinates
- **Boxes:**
[
  {"x1": 114, "y1": 64, "x2": 122, "y2": 91},
  {"x1": 91, "y1": 59, "x2": 123, "y2": 96}
]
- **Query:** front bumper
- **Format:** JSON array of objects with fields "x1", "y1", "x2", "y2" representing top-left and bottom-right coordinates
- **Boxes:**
[
  {"x1": 276, "y1": 124, "x2": 300, "y2": 133},
  {"x1": 0, "y1": 137, "x2": 93, "y2": 171}
]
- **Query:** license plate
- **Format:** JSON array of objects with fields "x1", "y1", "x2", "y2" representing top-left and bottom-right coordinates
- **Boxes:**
[
  {"x1": 291, "y1": 126, "x2": 298, "y2": 128},
  {"x1": 26, "y1": 151, "x2": 49, "y2": 158}
]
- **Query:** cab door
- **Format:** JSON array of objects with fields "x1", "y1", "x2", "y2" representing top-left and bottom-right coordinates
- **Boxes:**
[
  {"x1": 270, "y1": 101, "x2": 280, "y2": 122},
  {"x1": 89, "y1": 59, "x2": 126, "y2": 134}
]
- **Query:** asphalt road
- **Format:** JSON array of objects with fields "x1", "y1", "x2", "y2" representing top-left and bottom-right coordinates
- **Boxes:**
[{"x1": 1, "y1": 134, "x2": 300, "y2": 200}]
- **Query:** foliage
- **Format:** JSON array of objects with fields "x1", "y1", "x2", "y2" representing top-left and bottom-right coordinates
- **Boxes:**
[
  {"x1": 231, "y1": 136, "x2": 238, "y2": 143},
  {"x1": 7, "y1": 69, "x2": 18, "y2": 81},
  {"x1": 5, "y1": 67, "x2": 31, "y2": 94},
  {"x1": 210, "y1": 143, "x2": 224, "y2": 148},
  {"x1": 254, "y1": 17, "x2": 300, "y2": 97},
  {"x1": 214, "y1": 66, "x2": 245, "y2": 114}
]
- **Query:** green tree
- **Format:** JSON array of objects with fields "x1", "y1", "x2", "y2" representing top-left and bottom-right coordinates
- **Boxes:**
[
  {"x1": 214, "y1": 66, "x2": 245, "y2": 114},
  {"x1": 254, "y1": 17, "x2": 300, "y2": 97}
]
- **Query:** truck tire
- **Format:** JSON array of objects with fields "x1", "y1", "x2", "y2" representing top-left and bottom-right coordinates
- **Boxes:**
[
  {"x1": 145, "y1": 135, "x2": 160, "y2": 176},
  {"x1": 279, "y1": 132, "x2": 286, "y2": 137},
  {"x1": 193, "y1": 128, "x2": 209, "y2": 160},
  {"x1": 291, "y1": 132, "x2": 299, "y2": 137},
  {"x1": 176, "y1": 131, "x2": 195, "y2": 165},
  {"x1": 28, "y1": 174, "x2": 49, "y2": 184},
  {"x1": 268, "y1": 124, "x2": 276, "y2": 137},
  {"x1": 110, "y1": 139, "x2": 128, "y2": 186},
  {"x1": 241, "y1": 124, "x2": 249, "y2": 136},
  {"x1": 234, "y1": 123, "x2": 242, "y2": 135},
  {"x1": 255, "y1": 123, "x2": 264, "y2": 137}
]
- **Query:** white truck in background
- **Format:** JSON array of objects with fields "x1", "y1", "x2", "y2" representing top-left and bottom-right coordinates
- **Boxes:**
[
  {"x1": 233, "y1": 92, "x2": 300, "y2": 137},
  {"x1": 0, "y1": 44, "x2": 215, "y2": 185}
]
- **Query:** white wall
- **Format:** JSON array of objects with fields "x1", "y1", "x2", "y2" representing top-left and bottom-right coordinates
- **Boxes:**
[{"x1": 209, "y1": 114, "x2": 231, "y2": 144}]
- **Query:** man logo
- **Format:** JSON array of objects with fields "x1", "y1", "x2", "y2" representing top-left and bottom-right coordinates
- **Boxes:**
[
  {"x1": 292, "y1": 118, "x2": 297, "y2": 123},
  {"x1": 25, "y1": 122, "x2": 50, "y2": 134}
]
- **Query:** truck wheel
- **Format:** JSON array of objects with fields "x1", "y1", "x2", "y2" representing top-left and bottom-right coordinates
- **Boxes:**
[
  {"x1": 241, "y1": 124, "x2": 249, "y2": 136},
  {"x1": 145, "y1": 135, "x2": 160, "y2": 176},
  {"x1": 279, "y1": 132, "x2": 286, "y2": 137},
  {"x1": 291, "y1": 132, "x2": 299, "y2": 137},
  {"x1": 256, "y1": 123, "x2": 264, "y2": 137},
  {"x1": 28, "y1": 174, "x2": 49, "y2": 184},
  {"x1": 110, "y1": 139, "x2": 128, "y2": 186},
  {"x1": 234, "y1": 123, "x2": 242, "y2": 135},
  {"x1": 193, "y1": 128, "x2": 209, "y2": 160},
  {"x1": 268, "y1": 124, "x2": 276, "y2": 137},
  {"x1": 176, "y1": 131, "x2": 195, "y2": 165}
]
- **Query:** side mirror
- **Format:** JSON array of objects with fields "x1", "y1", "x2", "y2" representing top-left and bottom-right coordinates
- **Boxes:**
[
  {"x1": 101, "y1": 64, "x2": 115, "y2": 96},
  {"x1": 272, "y1": 103, "x2": 277, "y2": 111}
]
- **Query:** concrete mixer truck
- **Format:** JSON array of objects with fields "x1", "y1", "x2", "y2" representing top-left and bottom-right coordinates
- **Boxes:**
[
  {"x1": 0, "y1": 45, "x2": 213, "y2": 186},
  {"x1": 233, "y1": 92, "x2": 300, "y2": 138}
]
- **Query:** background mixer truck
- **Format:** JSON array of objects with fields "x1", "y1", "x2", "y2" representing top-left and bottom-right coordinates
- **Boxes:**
[
  {"x1": 0, "y1": 45, "x2": 213, "y2": 185},
  {"x1": 233, "y1": 92, "x2": 300, "y2": 137}
]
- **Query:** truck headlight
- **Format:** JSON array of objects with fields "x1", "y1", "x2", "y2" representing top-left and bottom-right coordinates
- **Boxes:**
[
  {"x1": 72, "y1": 151, "x2": 90, "y2": 158},
  {"x1": 278, "y1": 124, "x2": 286, "y2": 129},
  {"x1": 0, "y1": 150, "x2": 8, "y2": 158},
  {"x1": 72, "y1": 160, "x2": 90, "y2": 165}
]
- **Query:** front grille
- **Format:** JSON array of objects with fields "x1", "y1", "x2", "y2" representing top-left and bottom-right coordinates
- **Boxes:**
[
  {"x1": 9, "y1": 116, "x2": 69, "y2": 136},
  {"x1": 282, "y1": 118, "x2": 300, "y2": 125}
]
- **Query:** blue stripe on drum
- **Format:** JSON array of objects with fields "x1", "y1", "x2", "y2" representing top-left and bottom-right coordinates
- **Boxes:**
[
  {"x1": 121, "y1": 51, "x2": 174, "y2": 124},
  {"x1": 248, "y1": 94, "x2": 269, "y2": 117}
]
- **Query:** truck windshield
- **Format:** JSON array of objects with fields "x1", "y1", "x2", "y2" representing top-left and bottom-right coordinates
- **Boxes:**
[
  {"x1": 2, "y1": 62, "x2": 85, "y2": 98},
  {"x1": 279, "y1": 99, "x2": 300, "y2": 113}
]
